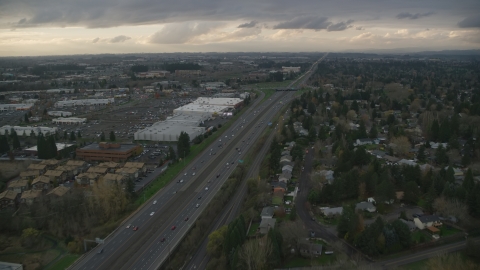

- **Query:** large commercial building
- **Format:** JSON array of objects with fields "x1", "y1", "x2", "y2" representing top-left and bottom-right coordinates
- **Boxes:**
[
  {"x1": 134, "y1": 97, "x2": 244, "y2": 142},
  {"x1": 0, "y1": 104, "x2": 33, "y2": 111},
  {"x1": 52, "y1": 117, "x2": 87, "y2": 124},
  {"x1": 48, "y1": 111, "x2": 73, "y2": 117},
  {"x1": 76, "y1": 142, "x2": 141, "y2": 162},
  {"x1": 0, "y1": 125, "x2": 57, "y2": 136},
  {"x1": 55, "y1": 98, "x2": 114, "y2": 107}
]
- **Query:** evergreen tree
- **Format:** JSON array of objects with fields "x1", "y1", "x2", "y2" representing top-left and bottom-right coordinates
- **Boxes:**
[
  {"x1": 357, "y1": 121, "x2": 367, "y2": 139},
  {"x1": 417, "y1": 145, "x2": 426, "y2": 163},
  {"x1": 445, "y1": 166, "x2": 455, "y2": 183},
  {"x1": 369, "y1": 123, "x2": 378, "y2": 139},
  {"x1": 435, "y1": 144, "x2": 448, "y2": 165},
  {"x1": 177, "y1": 131, "x2": 191, "y2": 158},
  {"x1": 77, "y1": 131, "x2": 82, "y2": 138},
  {"x1": 70, "y1": 131, "x2": 76, "y2": 141},
  {"x1": 46, "y1": 135, "x2": 57, "y2": 159},
  {"x1": 463, "y1": 169, "x2": 475, "y2": 191},
  {"x1": 404, "y1": 181, "x2": 421, "y2": 204},
  {"x1": 167, "y1": 146, "x2": 176, "y2": 161},
  {"x1": 100, "y1": 131, "x2": 105, "y2": 141},
  {"x1": 109, "y1": 131, "x2": 116, "y2": 141},
  {"x1": 24, "y1": 113, "x2": 29, "y2": 123},
  {"x1": 0, "y1": 135, "x2": 10, "y2": 154},
  {"x1": 11, "y1": 130, "x2": 20, "y2": 150},
  {"x1": 37, "y1": 133, "x2": 46, "y2": 159},
  {"x1": 63, "y1": 130, "x2": 68, "y2": 140}
]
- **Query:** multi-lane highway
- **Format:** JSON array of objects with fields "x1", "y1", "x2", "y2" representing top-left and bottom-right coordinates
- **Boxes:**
[
  {"x1": 70, "y1": 92, "x2": 293, "y2": 270},
  {"x1": 69, "y1": 54, "x2": 328, "y2": 270}
]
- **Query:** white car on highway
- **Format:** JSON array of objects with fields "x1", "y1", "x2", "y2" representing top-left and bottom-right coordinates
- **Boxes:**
[{"x1": 150, "y1": 212, "x2": 155, "y2": 216}]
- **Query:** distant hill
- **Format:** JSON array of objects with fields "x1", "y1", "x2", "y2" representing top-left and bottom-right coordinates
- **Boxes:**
[{"x1": 342, "y1": 48, "x2": 480, "y2": 56}]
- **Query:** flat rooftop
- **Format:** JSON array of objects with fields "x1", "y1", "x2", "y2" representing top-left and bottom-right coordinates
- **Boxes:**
[
  {"x1": 79, "y1": 143, "x2": 139, "y2": 152},
  {"x1": 26, "y1": 143, "x2": 74, "y2": 151}
]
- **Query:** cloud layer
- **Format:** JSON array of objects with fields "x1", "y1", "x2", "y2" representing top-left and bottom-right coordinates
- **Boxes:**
[{"x1": 396, "y1": 12, "x2": 435, "y2": 20}]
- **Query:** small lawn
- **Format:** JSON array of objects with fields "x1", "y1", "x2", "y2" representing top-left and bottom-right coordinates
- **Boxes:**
[
  {"x1": 440, "y1": 226, "x2": 461, "y2": 237},
  {"x1": 411, "y1": 231, "x2": 428, "y2": 244},
  {"x1": 248, "y1": 223, "x2": 260, "y2": 236},
  {"x1": 285, "y1": 196, "x2": 294, "y2": 201},
  {"x1": 272, "y1": 196, "x2": 283, "y2": 205},
  {"x1": 46, "y1": 254, "x2": 80, "y2": 270},
  {"x1": 317, "y1": 215, "x2": 339, "y2": 226}
]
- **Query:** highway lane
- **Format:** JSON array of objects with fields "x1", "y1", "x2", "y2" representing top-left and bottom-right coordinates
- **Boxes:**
[
  {"x1": 185, "y1": 54, "x2": 329, "y2": 269},
  {"x1": 71, "y1": 91, "x2": 291, "y2": 270}
]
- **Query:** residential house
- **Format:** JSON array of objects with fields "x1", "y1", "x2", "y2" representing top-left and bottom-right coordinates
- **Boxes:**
[
  {"x1": 27, "y1": 163, "x2": 48, "y2": 174},
  {"x1": 103, "y1": 173, "x2": 127, "y2": 185},
  {"x1": 20, "y1": 190, "x2": 43, "y2": 205},
  {"x1": 124, "y1": 162, "x2": 147, "y2": 175},
  {"x1": 278, "y1": 171, "x2": 292, "y2": 183},
  {"x1": 286, "y1": 141, "x2": 296, "y2": 150},
  {"x1": 321, "y1": 207, "x2": 343, "y2": 216},
  {"x1": 97, "y1": 161, "x2": 121, "y2": 173},
  {"x1": 259, "y1": 218, "x2": 276, "y2": 234},
  {"x1": 20, "y1": 170, "x2": 40, "y2": 181},
  {"x1": 47, "y1": 186, "x2": 71, "y2": 198},
  {"x1": 44, "y1": 170, "x2": 67, "y2": 183},
  {"x1": 282, "y1": 165, "x2": 293, "y2": 173},
  {"x1": 260, "y1": 206, "x2": 274, "y2": 219},
  {"x1": 115, "y1": 167, "x2": 139, "y2": 180},
  {"x1": 405, "y1": 208, "x2": 424, "y2": 220},
  {"x1": 76, "y1": 172, "x2": 100, "y2": 185},
  {"x1": 39, "y1": 159, "x2": 60, "y2": 170},
  {"x1": 31, "y1": 175, "x2": 51, "y2": 190},
  {"x1": 355, "y1": 202, "x2": 376, "y2": 213},
  {"x1": 87, "y1": 166, "x2": 109, "y2": 175},
  {"x1": 0, "y1": 190, "x2": 19, "y2": 209},
  {"x1": 298, "y1": 241, "x2": 323, "y2": 258},
  {"x1": 66, "y1": 160, "x2": 89, "y2": 173},
  {"x1": 7, "y1": 180, "x2": 29, "y2": 194},
  {"x1": 55, "y1": 165, "x2": 79, "y2": 178},
  {"x1": 281, "y1": 150, "x2": 290, "y2": 156},
  {"x1": 383, "y1": 155, "x2": 400, "y2": 164},
  {"x1": 355, "y1": 138, "x2": 374, "y2": 146},
  {"x1": 271, "y1": 181, "x2": 287, "y2": 194},
  {"x1": 370, "y1": 150, "x2": 387, "y2": 159},
  {"x1": 398, "y1": 159, "x2": 417, "y2": 166},
  {"x1": 280, "y1": 155, "x2": 292, "y2": 166},
  {"x1": 318, "y1": 170, "x2": 334, "y2": 184},
  {"x1": 414, "y1": 215, "x2": 442, "y2": 230},
  {"x1": 400, "y1": 219, "x2": 417, "y2": 231}
]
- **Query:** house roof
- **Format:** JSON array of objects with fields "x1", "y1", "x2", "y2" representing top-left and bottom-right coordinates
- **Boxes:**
[
  {"x1": 322, "y1": 207, "x2": 343, "y2": 216},
  {"x1": 39, "y1": 159, "x2": 60, "y2": 166},
  {"x1": 87, "y1": 166, "x2": 109, "y2": 174},
  {"x1": 20, "y1": 171, "x2": 40, "y2": 177},
  {"x1": 400, "y1": 219, "x2": 416, "y2": 230},
  {"x1": 298, "y1": 241, "x2": 323, "y2": 254},
  {"x1": 282, "y1": 165, "x2": 293, "y2": 171},
  {"x1": 21, "y1": 190, "x2": 42, "y2": 200},
  {"x1": 66, "y1": 160, "x2": 86, "y2": 167},
  {"x1": 0, "y1": 190, "x2": 17, "y2": 201},
  {"x1": 116, "y1": 167, "x2": 138, "y2": 174},
  {"x1": 427, "y1": 226, "x2": 440, "y2": 233},
  {"x1": 77, "y1": 172, "x2": 100, "y2": 179},
  {"x1": 98, "y1": 161, "x2": 120, "y2": 168},
  {"x1": 47, "y1": 186, "x2": 70, "y2": 197},
  {"x1": 259, "y1": 218, "x2": 276, "y2": 230},
  {"x1": 418, "y1": 215, "x2": 440, "y2": 223},
  {"x1": 8, "y1": 179, "x2": 29, "y2": 188},
  {"x1": 272, "y1": 181, "x2": 287, "y2": 190},
  {"x1": 55, "y1": 165, "x2": 77, "y2": 172},
  {"x1": 44, "y1": 170, "x2": 64, "y2": 177},
  {"x1": 355, "y1": 201, "x2": 376, "y2": 210},
  {"x1": 260, "y1": 206, "x2": 274, "y2": 217},
  {"x1": 32, "y1": 175, "x2": 51, "y2": 185},
  {"x1": 27, "y1": 164, "x2": 47, "y2": 170},
  {"x1": 124, "y1": 162, "x2": 145, "y2": 169}
]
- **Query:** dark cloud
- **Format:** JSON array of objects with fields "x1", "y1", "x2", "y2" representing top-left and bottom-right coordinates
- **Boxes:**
[
  {"x1": 396, "y1": 12, "x2": 434, "y2": 20},
  {"x1": 327, "y1": 20, "x2": 354, "y2": 31},
  {"x1": 92, "y1": 37, "x2": 100, "y2": 43},
  {"x1": 238, "y1": 21, "x2": 257, "y2": 28},
  {"x1": 458, "y1": 15, "x2": 480, "y2": 28},
  {"x1": 273, "y1": 16, "x2": 353, "y2": 31},
  {"x1": 110, "y1": 35, "x2": 131, "y2": 43},
  {"x1": 149, "y1": 22, "x2": 220, "y2": 44}
]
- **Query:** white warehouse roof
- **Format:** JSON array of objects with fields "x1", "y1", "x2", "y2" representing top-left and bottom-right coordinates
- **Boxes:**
[
  {"x1": 192, "y1": 97, "x2": 243, "y2": 107},
  {"x1": 48, "y1": 111, "x2": 73, "y2": 117},
  {"x1": 134, "y1": 122, "x2": 205, "y2": 142},
  {"x1": 173, "y1": 104, "x2": 229, "y2": 115},
  {"x1": 0, "y1": 125, "x2": 57, "y2": 136},
  {"x1": 55, "y1": 98, "x2": 114, "y2": 107}
]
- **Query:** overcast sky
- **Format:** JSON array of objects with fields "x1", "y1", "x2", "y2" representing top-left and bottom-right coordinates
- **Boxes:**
[{"x1": 0, "y1": 0, "x2": 479, "y2": 56}]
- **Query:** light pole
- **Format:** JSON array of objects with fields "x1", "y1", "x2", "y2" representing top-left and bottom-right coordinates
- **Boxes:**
[{"x1": 183, "y1": 151, "x2": 185, "y2": 167}]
